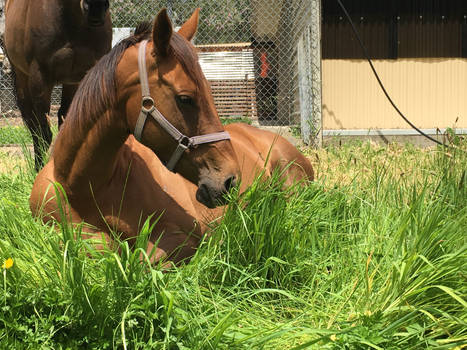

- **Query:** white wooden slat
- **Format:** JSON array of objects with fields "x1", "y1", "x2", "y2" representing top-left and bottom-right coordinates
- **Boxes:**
[{"x1": 198, "y1": 50, "x2": 255, "y2": 81}]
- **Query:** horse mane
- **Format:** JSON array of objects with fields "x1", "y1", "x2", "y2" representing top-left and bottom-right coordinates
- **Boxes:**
[
  {"x1": 169, "y1": 33, "x2": 206, "y2": 92},
  {"x1": 66, "y1": 19, "x2": 205, "y2": 131},
  {"x1": 66, "y1": 21, "x2": 152, "y2": 131}
]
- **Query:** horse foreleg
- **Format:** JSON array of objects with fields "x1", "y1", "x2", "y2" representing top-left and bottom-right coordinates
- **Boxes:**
[
  {"x1": 58, "y1": 84, "x2": 78, "y2": 128},
  {"x1": 13, "y1": 68, "x2": 45, "y2": 170},
  {"x1": 23, "y1": 61, "x2": 53, "y2": 170}
]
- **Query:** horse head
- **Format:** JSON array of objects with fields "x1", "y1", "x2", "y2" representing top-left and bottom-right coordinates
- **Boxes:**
[
  {"x1": 118, "y1": 9, "x2": 240, "y2": 208},
  {"x1": 80, "y1": 0, "x2": 110, "y2": 27}
]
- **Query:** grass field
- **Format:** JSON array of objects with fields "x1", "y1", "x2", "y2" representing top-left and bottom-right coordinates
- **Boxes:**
[{"x1": 0, "y1": 124, "x2": 465, "y2": 349}]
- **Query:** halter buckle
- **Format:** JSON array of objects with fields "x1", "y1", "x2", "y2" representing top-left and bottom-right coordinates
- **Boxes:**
[
  {"x1": 178, "y1": 135, "x2": 193, "y2": 150},
  {"x1": 141, "y1": 96, "x2": 155, "y2": 113}
]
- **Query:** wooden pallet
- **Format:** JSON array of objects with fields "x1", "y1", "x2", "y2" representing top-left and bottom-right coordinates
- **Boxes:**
[{"x1": 209, "y1": 79, "x2": 257, "y2": 119}]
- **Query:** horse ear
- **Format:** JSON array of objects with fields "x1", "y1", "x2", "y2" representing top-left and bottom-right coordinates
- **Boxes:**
[
  {"x1": 177, "y1": 8, "x2": 200, "y2": 41},
  {"x1": 153, "y1": 8, "x2": 173, "y2": 57}
]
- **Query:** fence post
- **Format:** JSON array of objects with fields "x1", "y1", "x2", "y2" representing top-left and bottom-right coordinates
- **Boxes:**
[
  {"x1": 298, "y1": 0, "x2": 322, "y2": 147},
  {"x1": 311, "y1": 0, "x2": 322, "y2": 148}
]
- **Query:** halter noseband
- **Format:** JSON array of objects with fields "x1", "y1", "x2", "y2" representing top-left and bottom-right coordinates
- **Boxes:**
[{"x1": 133, "y1": 40, "x2": 231, "y2": 172}]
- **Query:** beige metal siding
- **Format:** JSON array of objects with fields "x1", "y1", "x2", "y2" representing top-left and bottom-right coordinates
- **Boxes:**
[{"x1": 322, "y1": 58, "x2": 467, "y2": 130}]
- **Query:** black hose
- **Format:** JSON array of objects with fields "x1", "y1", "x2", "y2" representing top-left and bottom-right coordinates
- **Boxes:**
[{"x1": 335, "y1": 0, "x2": 447, "y2": 147}]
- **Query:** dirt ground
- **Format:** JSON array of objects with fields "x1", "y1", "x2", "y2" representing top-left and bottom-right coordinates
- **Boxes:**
[
  {"x1": 0, "y1": 106, "x2": 60, "y2": 127},
  {"x1": 0, "y1": 145, "x2": 30, "y2": 173},
  {"x1": 0, "y1": 116, "x2": 32, "y2": 173},
  {"x1": 0, "y1": 115, "x2": 23, "y2": 127}
]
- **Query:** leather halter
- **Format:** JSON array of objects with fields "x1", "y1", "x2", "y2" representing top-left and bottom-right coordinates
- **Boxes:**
[{"x1": 133, "y1": 40, "x2": 231, "y2": 172}]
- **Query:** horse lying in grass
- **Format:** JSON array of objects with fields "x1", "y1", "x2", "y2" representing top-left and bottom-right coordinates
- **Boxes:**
[{"x1": 30, "y1": 8, "x2": 314, "y2": 264}]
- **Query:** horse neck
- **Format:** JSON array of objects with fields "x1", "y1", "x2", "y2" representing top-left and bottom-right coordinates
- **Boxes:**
[{"x1": 52, "y1": 108, "x2": 129, "y2": 194}]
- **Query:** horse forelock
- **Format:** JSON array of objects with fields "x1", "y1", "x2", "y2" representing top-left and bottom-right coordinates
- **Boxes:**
[
  {"x1": 168, "y1": 32, "x2": 206, "y2": 92},
  {"x1": 167, "y1": 32, "x2": 215, "y2": 118}
]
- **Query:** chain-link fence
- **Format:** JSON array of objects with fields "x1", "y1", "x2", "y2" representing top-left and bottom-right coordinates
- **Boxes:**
[{"x1": 0, "y1": 0, "x2": 322, "y2": 145}]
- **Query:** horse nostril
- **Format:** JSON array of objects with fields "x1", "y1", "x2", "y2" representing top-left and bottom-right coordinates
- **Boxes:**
[
  {"x1": 223, "y1": 175, "x2": 237, "y2": 193},
  {"x1": 196, "y1": 183, "x2": 209, "y2": 202}
]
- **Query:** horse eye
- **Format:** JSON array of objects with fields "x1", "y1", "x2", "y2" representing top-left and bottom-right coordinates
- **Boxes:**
[{"x1": 176, "y1": 95, "x2": 194, "y2": 106}]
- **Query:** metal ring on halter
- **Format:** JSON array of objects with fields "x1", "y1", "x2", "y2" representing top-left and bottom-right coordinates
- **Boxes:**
[
  {"x1": 166, "y1": 135, "x2": 194, "y2": 171},
  {"x1": 141, "y1": 96, "x2": 155, "y2": 113},
  {"x1": 178, "y1": 135, "x2": 193, "y2": 149}
]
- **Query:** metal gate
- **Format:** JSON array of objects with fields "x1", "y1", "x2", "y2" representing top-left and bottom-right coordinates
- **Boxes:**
[{"x1": 0, "y1": 0, "x2": 322, "y2": 145}]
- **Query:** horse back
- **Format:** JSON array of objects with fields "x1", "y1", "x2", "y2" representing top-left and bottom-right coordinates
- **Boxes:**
[{"x1": 226, "y1": 123, "x2": 314, "y2": 184}]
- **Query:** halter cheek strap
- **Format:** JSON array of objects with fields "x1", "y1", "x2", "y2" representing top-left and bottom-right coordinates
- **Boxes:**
[{"x1": 133, "y1": 40, "x2": 231, "y2": 172}]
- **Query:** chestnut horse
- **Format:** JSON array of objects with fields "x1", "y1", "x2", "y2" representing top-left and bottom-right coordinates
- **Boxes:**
[
  {"x1": 4, "y1": 0, "x2": 112, "y2": 170},
  {"x1": 30, "y1": 9, "x2": 313, "y2": 264}
]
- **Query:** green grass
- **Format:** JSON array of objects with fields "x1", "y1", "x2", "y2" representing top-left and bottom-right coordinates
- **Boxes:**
[
  {"x1": 0, "y1": 125, "x2": 32, "y2": 145},
  {"x1": 0, "y1": 139, "x2": 465, "y2": 349},
  {"x1": 0, "y1": 120, "x2": 59, "y2": 146},
  {"x1": 220, "y1": 117, "x2": 252, "y2": 125}
]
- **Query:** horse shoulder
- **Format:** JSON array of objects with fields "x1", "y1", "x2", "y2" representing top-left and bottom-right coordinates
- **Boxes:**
[
  {"x1": 99, "y1": 139, "x2": 206, "y2": 234},
  {"x1": 29, "y1": 159, "x2": 63, "y2": 221}
]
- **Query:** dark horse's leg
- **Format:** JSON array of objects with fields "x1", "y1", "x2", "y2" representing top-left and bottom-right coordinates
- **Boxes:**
[
  {"x1": 58, "y1": 84, "x2": 78, "y2": 128},
  {"x1": 13, "y1": 62, "x2": 53, "y2": 171}
]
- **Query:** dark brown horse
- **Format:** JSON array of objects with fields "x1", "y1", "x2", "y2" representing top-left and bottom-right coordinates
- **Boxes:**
[
  {"x1": 30, "y1": 9, "x2": 313, "y2": 264},
  {"x1": 4, "y1": 0, "x2": 112, "y2": 170}
]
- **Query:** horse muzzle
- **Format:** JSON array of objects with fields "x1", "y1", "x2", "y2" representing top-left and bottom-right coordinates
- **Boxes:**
[
  {"x1": 82, "y1": 0, "x2": 109, "y2": 27},
  {"x1": 196, "y1": 174, "x2": 237, "y2": 208},
  {"x1": 87, "y1": 18, "x2": 105, "y2": 27}
]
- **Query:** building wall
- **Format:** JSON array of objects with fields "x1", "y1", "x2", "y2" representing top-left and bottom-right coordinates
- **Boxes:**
[
  {"x1": 322, "y1": 58, "x2": 467, "y2": 130},
  {"x1": 323, "y1": 0, "x2": 467, "y2": 60}
]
